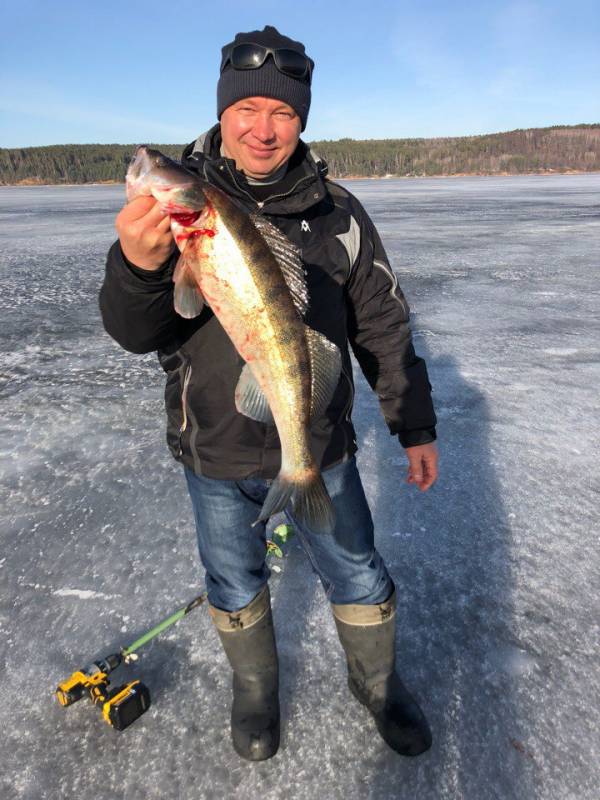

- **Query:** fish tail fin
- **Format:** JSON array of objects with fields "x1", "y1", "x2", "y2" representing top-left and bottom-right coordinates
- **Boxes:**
[
  {"x1": 292, "y1": 472, "x2": 335, "y2": 535},
  {"x1": 255, "y1": 469, "x2": 335, "y2": 535},
  {"x1": 255, "y1": 474, "x2": 295, "y2": 529}
]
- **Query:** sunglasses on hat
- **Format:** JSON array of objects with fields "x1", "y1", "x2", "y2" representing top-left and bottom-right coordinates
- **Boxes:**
[{"x1": 220, "y1": 43, "x2": 313, "y2": 82}]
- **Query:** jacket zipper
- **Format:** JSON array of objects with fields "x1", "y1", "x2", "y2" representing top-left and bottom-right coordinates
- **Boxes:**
[
  {"x1": 224, "y1": 161, "x2": 261, "y2": 205},
  {"x1": 339, "y1": 363, "x2": 355, "y2": 423},
  {"x1": 257, "y1": 175, "x2": 315, "y2": 207},
  {"x1": 178, "y1": 363, "x2": 192, "y2": 453}
]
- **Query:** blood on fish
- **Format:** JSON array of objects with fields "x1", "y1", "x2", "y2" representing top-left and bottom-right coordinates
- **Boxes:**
[
  {"x1": 171, "y1": 200, "x2": 217, "y2": 240},
  {"x1": 189, "y1": 228, "x2": 216, "y2": 239},
  {"x1": 175, "y1": 227, "x2": 216, "y2": 244},
  {"x1": 171, "y1": 210, "x2": 201, "y2": 226}
]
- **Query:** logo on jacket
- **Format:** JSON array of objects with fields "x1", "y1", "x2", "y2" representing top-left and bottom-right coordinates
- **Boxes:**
[{"x1": 300, "y1": 220, "x2": 311, "y2": 233}]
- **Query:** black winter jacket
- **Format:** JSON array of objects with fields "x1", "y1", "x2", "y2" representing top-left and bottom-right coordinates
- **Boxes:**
[{"x1": 99, "y1": 125, "x2": 437, "y2": 479}]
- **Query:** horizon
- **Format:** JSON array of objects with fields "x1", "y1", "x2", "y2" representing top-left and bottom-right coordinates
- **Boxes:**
[
  {"x1": 2, "y1": 122, "x2": 599, "y2": 151},
  {"x1": 1, "y1": 1, "x2": 599, "y2": 148}
]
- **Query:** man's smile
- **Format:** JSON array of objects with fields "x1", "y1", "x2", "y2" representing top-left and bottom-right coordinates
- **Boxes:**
[{"x1": 245, "y1": 143, "x2": 278, "y2": 157}]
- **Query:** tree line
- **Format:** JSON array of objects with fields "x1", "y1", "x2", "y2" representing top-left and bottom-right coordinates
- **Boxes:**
[
  {"x1": 312, "y1": 124, "x2": 600, "y2": 177},
  {"x1": 1, "y1": 125, "x2": 598, "y2": 185}
]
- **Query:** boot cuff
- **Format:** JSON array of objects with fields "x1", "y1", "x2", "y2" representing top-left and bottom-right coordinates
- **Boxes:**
[
  {"x1": 331, "y1": 588, "x2": 396, "y2": 626},
  {"x1": 209, "y1": 584, "x2": 271, "y2": 632}
]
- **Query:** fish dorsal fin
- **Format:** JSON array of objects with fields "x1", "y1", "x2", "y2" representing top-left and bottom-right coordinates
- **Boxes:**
[{"x1": 251, "y1": 215, "x2": 309, "y2": 316}]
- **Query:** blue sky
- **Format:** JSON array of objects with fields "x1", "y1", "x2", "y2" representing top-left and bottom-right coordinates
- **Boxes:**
[{"x1": 1, "y1": 0, "x2": 598, "y2": 147}]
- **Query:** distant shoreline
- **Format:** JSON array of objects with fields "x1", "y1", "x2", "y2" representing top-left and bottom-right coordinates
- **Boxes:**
[
  {"x1": 341, "y1": 169, "x2": 600, "y2": 180},
  {"x1": 3, "y1": 126, "x2": 598, "y2": 185},
  {"x1": 3, "y1": 169, "x2": 599, "y2": 188}
]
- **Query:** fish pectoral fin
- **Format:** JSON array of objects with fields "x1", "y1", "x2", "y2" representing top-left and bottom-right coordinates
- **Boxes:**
[
  {"x1": 173, "y1": 253, "x2": 205, "y2": 319},
  {"x1": 234, "y1": 364, "x2": 274, "y2": 424},
  {"x1": 305, "y1": 327, "x2": 342, "y2": 421}
]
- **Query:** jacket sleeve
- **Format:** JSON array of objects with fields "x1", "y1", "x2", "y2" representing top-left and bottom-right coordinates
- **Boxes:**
[
  {"x1": 345, "y1": 205, "x2": 437, "y2": 448},
  {"x1": 98, "y1": 241, "x2": 180, "y2": 354}
]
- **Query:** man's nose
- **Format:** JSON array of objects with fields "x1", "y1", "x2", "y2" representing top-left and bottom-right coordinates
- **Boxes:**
[{"x1": 252, "y1": 113, "x2": 276, "y2": 142}]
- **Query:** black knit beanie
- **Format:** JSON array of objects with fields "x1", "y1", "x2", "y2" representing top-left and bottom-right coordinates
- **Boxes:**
[{"x1": 217, "y1": 26, "x2": 313, "y2": 131}]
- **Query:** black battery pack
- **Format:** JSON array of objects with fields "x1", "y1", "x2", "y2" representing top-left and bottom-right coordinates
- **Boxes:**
[{"x1": 106, "y1": 681, "x2": 151, "y2": 730}]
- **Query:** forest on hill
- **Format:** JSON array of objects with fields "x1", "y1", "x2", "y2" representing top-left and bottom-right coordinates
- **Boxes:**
[
  {"x1": 0, "y1": 125, "x2": 598, "y2": 185},
  {"x1": 311, "y1": 124, "x2": 600, "y2": 177}
]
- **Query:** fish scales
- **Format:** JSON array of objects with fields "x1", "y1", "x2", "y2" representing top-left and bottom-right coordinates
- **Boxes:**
[{"x1": 196, "y1": 190, "x2": 313, "y2": 474}]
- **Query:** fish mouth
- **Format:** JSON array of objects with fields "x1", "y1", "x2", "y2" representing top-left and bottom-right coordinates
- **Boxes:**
[
  {"x1": 130, "y1": 144, "x2": 161, "y2": 174},
  {"x1": 126, "y1": 145, "x2": 156, "y2": 200},
  {"x1": 126, "y1": 145, "x2": 204, "y2": 208}
]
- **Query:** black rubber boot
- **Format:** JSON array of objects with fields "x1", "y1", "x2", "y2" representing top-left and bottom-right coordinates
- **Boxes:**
[
  {"x1": 331, "y1": 586, "x2": 432, "y2": 757},
  {"x1": 209, "y1": 584, "x2": 280, "y2": 761}
]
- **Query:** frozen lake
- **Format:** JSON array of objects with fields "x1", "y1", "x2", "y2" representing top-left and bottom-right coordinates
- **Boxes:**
[{"x1": 1, "y1": 174, "x2": 599, "y2": 799}]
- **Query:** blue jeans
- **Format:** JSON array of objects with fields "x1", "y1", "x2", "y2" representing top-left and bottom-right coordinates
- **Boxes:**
[{"x1": 184, "y1": 456, "x2": 393, "y2": 611}]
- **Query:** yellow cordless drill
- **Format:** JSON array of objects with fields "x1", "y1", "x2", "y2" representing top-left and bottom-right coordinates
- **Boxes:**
[{"x1": 56, "y1": 653, "x2": 150, "y2": 731}]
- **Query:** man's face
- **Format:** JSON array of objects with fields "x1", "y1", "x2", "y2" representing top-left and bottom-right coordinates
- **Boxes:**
[{"x1": 220, "y1": 96, "x2": 302, "y2": 179}]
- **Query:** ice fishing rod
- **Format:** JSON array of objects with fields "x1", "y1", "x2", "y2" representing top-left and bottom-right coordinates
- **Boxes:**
[
  {"x1": 55, "y1": 592, "x2": 208, "y2": 731},
  {"x1": 55, "y1": 522, "x2": 294, "y2": 731},
  {"x1": 121, "y1": 593, "x2": 208, "y2": 663}
]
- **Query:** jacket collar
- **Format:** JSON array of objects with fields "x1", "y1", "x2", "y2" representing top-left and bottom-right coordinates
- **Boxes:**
[{"x1": 181, "y1": 124, "x2": 328, "y2": 215}]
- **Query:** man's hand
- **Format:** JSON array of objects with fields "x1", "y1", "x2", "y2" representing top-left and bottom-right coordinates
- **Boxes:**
[
  {"x1": 115, "y1": 196, "x2": 175, "y2": 270},
  {"x1": 405, "y1": 442, "x2": 439, "y2": 492}
]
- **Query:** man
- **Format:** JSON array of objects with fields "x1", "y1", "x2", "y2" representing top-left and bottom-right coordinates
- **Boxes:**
[{"x1": 100, "y1": 26, "x2": 438, "y2": 762}]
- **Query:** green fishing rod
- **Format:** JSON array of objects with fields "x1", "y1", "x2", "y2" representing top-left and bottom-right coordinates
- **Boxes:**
[
  {"x1": 55, "y1": 522, "x2": 294, "y2": 730},
  {"x1": 121, "y1": 592, "x2": 208, "y2": 663},
  {"x1": 55, "y1": 592, "x2": 208, "y2": 730}
]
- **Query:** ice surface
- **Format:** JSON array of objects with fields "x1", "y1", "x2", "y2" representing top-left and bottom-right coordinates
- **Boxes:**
[{"x1": 1, "y1": 176, "x2": 599, "y2": 799}]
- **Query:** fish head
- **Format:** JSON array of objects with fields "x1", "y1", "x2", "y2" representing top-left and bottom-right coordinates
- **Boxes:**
[
  {"x1": 126, "y1": 145, "x2": 207, "y2": 213},
  {"x1": 126, "y1": 146, "x2": 216, "y2": 249}
]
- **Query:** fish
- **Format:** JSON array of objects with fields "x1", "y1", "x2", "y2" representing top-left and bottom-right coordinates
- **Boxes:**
[{"x1": 126, "y1": 146, "x2": 342, "y2": 534}]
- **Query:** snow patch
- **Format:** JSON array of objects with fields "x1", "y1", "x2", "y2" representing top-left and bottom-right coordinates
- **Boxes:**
[
  {"x1": 542, "y1": 347, "x2": 580, "y2": 356},
  {"x1": 53, "y1": 588, "x2": 118, "y2": 600}
]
